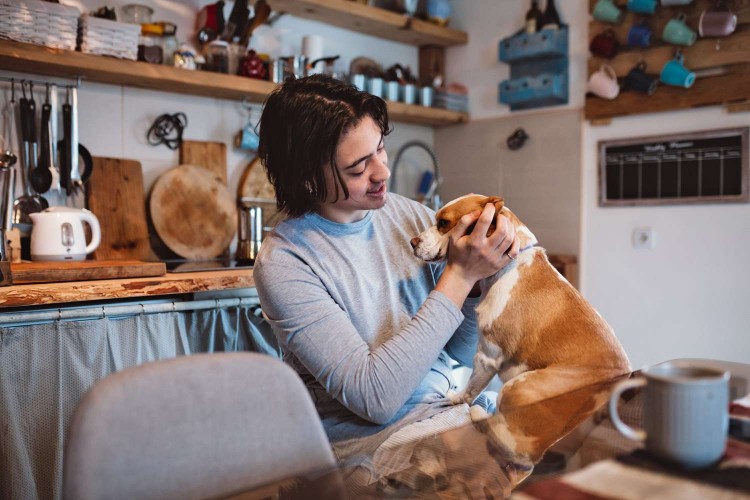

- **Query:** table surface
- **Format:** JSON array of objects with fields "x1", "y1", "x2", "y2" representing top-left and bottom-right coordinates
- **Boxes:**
[{"x1": 233, "y1": 359, "x2": 750, "y2": 500}]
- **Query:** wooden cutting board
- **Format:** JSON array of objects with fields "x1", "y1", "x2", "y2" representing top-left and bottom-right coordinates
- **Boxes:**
[
  {"x1": 237, "y1": 156, "x2": 275, "y2": 201},
  {"x1": 237, "y1": 156, "x2": 284, "y2": 232},
  {"x1": 11, "y1": 260, "x2": 166, "y2": 284},
  {"x1": 179, "y1": 140, "x2": 227, "y2": 184},
  {"x1": 149, "y1": 164, "x2": 237, "y2": 260},
  {"x1": 86, "y1": 157, "x2": 153, "y2": 261}
]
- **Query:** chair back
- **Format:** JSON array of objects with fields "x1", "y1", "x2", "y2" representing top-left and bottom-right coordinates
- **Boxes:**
[{"x1": 63, "y1": 352, "x2": 337, "y2": 500}]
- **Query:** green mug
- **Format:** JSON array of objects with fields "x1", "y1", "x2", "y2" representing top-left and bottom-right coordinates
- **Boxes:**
[
  {"x1": 593, "y1": 0, "x2": 623, "y2": 24},
  {"x1": 662, "y1": 13, "x2": 697, "y2": 46}
]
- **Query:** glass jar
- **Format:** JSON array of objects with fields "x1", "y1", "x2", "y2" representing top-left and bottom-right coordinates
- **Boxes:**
[
  {"x1": 158, "y1": 22, "x2": 178, "y2": 66},
  {"x1": 138, "y1": 23, "x2": 164, "y2": 64},
  {"x1": 205, "y1": 40, "x2": 229, "y2": 74},
  {"x1": 121, "y1": 3, "x2": 153, "y2": 24}
]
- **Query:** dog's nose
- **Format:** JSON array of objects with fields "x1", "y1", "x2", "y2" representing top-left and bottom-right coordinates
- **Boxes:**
[{"x1": 410, "y1": 237, "x2": 420, "y2": 250}]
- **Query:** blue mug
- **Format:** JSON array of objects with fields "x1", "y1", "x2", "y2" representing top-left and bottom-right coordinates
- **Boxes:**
[
  {"x1": 593, "y1": 0, "x2": 623, "y2": 23},
  {"x1": 627, "y1": 0, "x2": 658, "y2": 14},
  {"x1": 628, "y1": 22, "x2": 652, "y2": 47},
  {"x1": 660, "y1": 54, "x2": 695, "y2": 88}
]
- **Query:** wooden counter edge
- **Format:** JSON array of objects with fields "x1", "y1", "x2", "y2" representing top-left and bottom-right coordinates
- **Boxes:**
[{"x1": 0, "y1": 269, "x2": 255, "y2": 309}]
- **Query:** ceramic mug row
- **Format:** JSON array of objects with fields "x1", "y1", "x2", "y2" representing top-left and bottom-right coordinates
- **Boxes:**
[
  {"x1": 593, "y1": 0, "x2": 737, "y2": 43},
  {"x1": 588, "y1": 54, "x2": 695, "y2": 100}
]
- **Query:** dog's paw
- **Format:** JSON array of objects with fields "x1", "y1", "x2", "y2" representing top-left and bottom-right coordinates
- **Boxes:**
[
  {"x1": 469, "y1": 404, "x2": 491, "y2": 422},
  {"x1": 447, "y1": 390, "x2": 466, "y2": 406}
]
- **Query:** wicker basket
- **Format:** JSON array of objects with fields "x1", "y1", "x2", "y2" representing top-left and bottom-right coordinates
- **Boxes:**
[
  {"x1": 0, "y1": 0, "x2": 79, "y2": 50},
  {"x1": 79, "y1": 15, "x2": 140, "y2": 60}
]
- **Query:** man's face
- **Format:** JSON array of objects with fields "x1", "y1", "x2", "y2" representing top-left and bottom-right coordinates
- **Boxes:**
[{"x1": 317, "y1": 116, "x2": 390, "y2": 223}]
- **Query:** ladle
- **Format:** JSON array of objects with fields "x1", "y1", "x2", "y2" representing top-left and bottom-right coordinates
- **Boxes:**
[
  {"x1": 0, "y1": 81, "x2": 18, "y2": 171},
  {"x1": 29, "y1": 87, "x2": 53, "y2": 193}
]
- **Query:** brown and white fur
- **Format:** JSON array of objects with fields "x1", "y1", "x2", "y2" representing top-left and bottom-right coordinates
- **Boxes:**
[{"x1": 411, "y1": 195, "x2": 631, "y2": 458}]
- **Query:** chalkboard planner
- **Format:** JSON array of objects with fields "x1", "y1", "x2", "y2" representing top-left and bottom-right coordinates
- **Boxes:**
[{"x1": 598, "y1": 128, "x2": 749, "y2": 207}]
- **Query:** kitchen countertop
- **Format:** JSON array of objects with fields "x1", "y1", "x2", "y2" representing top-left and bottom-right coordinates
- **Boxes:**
[{"x1": 0, "y1": 269, "x2": 255, "y2": 309}]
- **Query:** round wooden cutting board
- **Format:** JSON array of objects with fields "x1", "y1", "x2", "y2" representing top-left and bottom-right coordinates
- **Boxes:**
[{"x1": 150, "y1": 164, "x2": 237, "y2": 260}]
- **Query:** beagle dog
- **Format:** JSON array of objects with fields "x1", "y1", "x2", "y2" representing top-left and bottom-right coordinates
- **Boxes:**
[{"x1": 411, "y1": 195, "x2": 631, "y2": 449}]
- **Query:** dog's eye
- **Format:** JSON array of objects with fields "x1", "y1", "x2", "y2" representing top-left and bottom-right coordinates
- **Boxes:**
[{"x1": 437, "y1": 219, "x2": 449, "y2": 228}]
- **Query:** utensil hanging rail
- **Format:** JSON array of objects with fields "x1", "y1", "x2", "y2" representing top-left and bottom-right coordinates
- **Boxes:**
[
  {"x1": 0, "y1": 75, "x2": 81, "y2": 89},
  {"x1": 0, "y1": 296, "x2": 260, "y2": 327}
]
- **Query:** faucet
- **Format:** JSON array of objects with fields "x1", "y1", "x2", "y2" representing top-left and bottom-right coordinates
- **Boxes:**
[{"x1": 389, "y1": 140, "x2": 442, "y2": 211}]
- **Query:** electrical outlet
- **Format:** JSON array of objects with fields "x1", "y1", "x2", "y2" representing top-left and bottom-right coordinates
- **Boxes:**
[{"x1": 632, "y1": 227, "x2": 655, "y2": 249}]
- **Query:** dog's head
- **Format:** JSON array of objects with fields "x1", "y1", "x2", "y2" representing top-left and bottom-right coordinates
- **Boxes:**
[{"x1": 411, "y1": 194, "x2": 536, "y2": 262}]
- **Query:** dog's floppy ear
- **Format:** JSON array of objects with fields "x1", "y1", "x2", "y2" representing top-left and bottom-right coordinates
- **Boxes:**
[{"x1": 484, "y1": 196, "x2": 505, "y2": 214}]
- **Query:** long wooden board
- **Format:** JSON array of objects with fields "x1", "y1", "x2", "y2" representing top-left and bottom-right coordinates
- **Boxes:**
[
  {"x1": 11, "y1": 260, "x2": 166, "y2": 285},
  {"x1": 86, "y1": 157, "x2": 153, "y2": 261},
  {"x1": 0, "y1": 268, "x2": 254, "y2": 308}
]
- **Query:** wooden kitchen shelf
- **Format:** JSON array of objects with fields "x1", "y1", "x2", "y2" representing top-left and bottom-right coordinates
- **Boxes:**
[
  {"x1": 270, "y1": 0, "x2": 468, "y2": 47},
  {"x1": 0, "y1": 40, "x2": 468, "y2": 126},
  {"x1": 0, "y1": 268, "x2": 255, "y2": 309}
]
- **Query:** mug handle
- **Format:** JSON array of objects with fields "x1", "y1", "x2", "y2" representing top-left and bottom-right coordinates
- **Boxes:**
[
  {"x1": 80, "y1": 212, "x2": 101, "y2": 255},
  {"x1": 608, "y1": 378, "x2": 647, "y2": 442},
  {"x1": 602, "y1": 64, "x2": 618, "y2": 81}
]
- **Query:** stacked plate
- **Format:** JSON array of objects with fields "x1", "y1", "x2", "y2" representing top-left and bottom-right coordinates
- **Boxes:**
[
  {"x1": 0, "y1": 0, "x2": 79, "y2": 50},
  {"x1": 433, "y1": 90, "x2": 469, "y2": 112},
  {"x1": 79, "y1": 14, "x2": 139, "y2": 60}
]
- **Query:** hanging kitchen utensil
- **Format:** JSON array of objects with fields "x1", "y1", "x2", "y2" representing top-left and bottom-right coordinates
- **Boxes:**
[
  {"x1": 69, "y1": 86, "x2": 81, "y2": 193},
  {"x1": 48, "y1": 83, "x2": 61, "y2": 194},
  {"x1": 0, "y1": 80, "x2": 17, "y2": 172},
  {"x1": 30, "y1": 84, "x2": 53, "y2": 193},
  {"x1": 59, "y1": 92, "x2": 72, "y2": 195},
  {"x1": 13, "y1": 81, "x2": 47, "y2": 233}
]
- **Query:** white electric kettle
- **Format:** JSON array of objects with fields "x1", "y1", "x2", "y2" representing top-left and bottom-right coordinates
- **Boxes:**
[{"x1": 30, "y1": 207, "x2": 101, "y2": 261}]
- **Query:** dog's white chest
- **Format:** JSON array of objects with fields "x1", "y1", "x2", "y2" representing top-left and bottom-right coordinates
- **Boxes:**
[{"x1": 475, "y1": 249, "x2": 536, "y2": 332}]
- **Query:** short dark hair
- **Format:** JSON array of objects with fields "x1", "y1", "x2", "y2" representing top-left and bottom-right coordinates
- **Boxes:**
[{"x1": 258, "y1": 74, "x2": 391, "y2": 218}]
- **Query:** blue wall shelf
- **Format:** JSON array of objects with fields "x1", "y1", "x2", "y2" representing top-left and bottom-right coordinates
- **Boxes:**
[{"x1": 498, "y1": 27, "x2": 569, "y2": 111}]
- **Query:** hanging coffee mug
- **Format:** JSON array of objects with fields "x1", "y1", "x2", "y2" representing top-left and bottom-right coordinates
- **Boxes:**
[
  {"x1": 588, "y1": 65, "x2": 620, "y2": 100},
  {"x1": 627, "y1": 21, "x2": 652, "y2": 48},
  {"x1": 590, "y1": 29, "x2": 620, "y2": 59},
  {"x1": 593, "y1": 0, "x2": 623, "y2": 24},
  {"x1": 625, "y1": 61, "x2": 658, "y2": 95},
  {"x1": 627, "y1": 0, "x2": 657, "y2": 15},
  {"x1": 660, "y1": 53, "x2": 696, "y2": 88},
  {"x1": 662, "y1": 13, "x2": 697, "y2": 46},
  {"x1": 699, "y1": 7, "x2": 737, "y2": 37}
]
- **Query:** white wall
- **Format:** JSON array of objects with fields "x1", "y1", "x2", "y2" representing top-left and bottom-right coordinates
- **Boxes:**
[{"x1": 443, "y1": 0, "x2": 750, "y2": 367}]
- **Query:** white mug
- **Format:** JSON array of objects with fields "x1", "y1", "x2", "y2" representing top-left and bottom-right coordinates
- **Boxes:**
[
  {"x1": 588, "y1": 65, "x2": 620, "y2": 99},
  {"x1": 609, "y1": 361, "x2": 729, "y2": 469},
  {"x1": 30, "y1": 207, "x2": 101, "y2": 261}
]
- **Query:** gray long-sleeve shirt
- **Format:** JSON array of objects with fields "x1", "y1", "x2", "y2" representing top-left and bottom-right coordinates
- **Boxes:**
[{"x1": 254, "y1": 194, "x2": 480, "y2": 459}]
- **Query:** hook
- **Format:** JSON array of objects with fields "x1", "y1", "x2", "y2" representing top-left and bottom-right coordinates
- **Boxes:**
[
  {"x1": 10, "y1": 78, "x2": 15, "y2": 103},
  {"x1": 57, "y1": 309, "x2": 62, "y2": 322},
  {"x1": 101, "y1": 307, "x2": 107, "y2": 319},
  {"x1": 65, "y1": 87, "x2": 70, "y2": 105},
  {"x1": 28, "y1": 81, "x2": 33, "y2": 98},
  {"x1": 21, "y1": 80, "x2": 27, "y2": 100},
  {"x1": 45, "y1": 83, "x2": 50, "y2": 104},
  {"x1": 139, "y1": 303, "x2": 146, "y2": 316}
]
